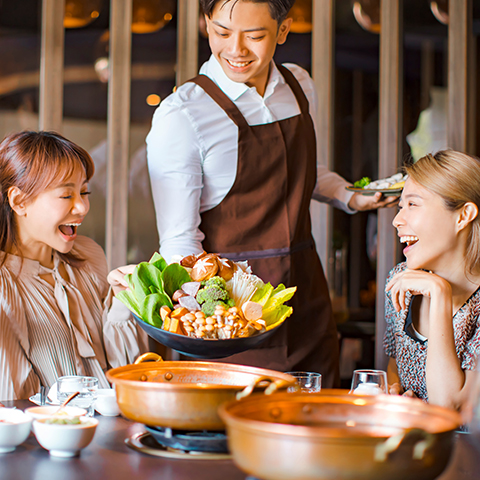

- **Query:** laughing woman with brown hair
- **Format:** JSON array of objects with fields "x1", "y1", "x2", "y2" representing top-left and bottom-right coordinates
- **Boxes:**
[{"x1": 0, "y1": 131, "x2": 147, "y2": 401}]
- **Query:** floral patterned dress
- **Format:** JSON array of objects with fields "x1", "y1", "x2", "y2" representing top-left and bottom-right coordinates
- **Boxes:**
[{"x1": 384, "y1": 262, "x2": 480, "y2": 401}]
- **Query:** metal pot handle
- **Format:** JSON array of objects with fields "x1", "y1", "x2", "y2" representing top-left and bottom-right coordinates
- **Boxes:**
[
  {"x1": 236, "y1": 376, "x2": 292, "y2": 400},
  {"x1": 134, "y1": 352, "x2": 164, "y2": 364},
  {"x1": 374, "y1": 428, "x2": 436, "y2": 462}
]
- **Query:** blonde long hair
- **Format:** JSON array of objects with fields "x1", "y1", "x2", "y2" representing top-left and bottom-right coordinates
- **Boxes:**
[{"x1": 405, "y1": 150, "x2": 480, "y2": 275}]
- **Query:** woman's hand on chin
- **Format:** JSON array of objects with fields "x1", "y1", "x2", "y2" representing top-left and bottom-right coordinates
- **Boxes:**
[
  {"x1": 107, "y1": 264, "x2": 137, "y2": 295},
  {"x1": 385, "y1": 268, "x2": 452, "y2": 312}
]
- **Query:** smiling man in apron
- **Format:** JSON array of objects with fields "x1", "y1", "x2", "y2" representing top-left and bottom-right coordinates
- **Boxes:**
[{"x1": 146, "y1": 0, "x2": 396, "y2": 387}]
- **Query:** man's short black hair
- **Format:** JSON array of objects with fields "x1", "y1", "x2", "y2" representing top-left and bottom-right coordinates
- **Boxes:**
[{"x1": 200, "y1": 0, "x2": 295, "y2": 25}]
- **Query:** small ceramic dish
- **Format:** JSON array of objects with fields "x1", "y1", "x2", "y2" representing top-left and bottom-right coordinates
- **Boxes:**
[
  {"x1": 24, "y1": 405, "x2": 87, "y2": 420},
  {"x1": 32, "y1": 416, "x2": 98, "y2": 457},
  {"x1": 94, "y1": 389, "x2": 120, "y2": 416},
  {"x1": 0, "y1": 408, "x2": 32, "y2": 453}
]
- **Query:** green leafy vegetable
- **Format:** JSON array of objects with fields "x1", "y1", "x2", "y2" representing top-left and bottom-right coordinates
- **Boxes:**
[
  {"x1": 250, "y1": 283, "x2": 274, "y2": 306},
  {"x1": 249, "y1": 282, "x2": 297, "y2": 329},
  {"x1": 262, "y1": 285, "x2": 297, "y2": 319},
  {"x1": 115, "y1": 253, "x2": 191, "y2": 328},
  {"x1": 263, "y1": 305, "x2": 293, "y2": 328},
  {"x1": 353, "y1": 176, "x2": 371, "y2": 188},
  {"x1": 139, "y1": 293, "x2": 171, "y2": 328},
  {"x1": 162, "y1": 263, "x2": 192, "y2": 299},
  {"x1": 149, "y1": 252, "x2": 168, "y2": 272}
]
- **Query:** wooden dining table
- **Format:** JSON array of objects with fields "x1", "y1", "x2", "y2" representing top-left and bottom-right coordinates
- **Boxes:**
[{"x1": 1, "y1": 399, "x2": 479, "y2": 480}]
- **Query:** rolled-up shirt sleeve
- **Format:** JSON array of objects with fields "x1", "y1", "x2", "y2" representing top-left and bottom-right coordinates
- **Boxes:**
[{"x1": 146, "y1": 97, "x2": 205, "y2": 263}]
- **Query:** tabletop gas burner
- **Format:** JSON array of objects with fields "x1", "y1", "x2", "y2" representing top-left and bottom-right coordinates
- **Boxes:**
[
  {"x1": 125, "y1": 427, "x2": 231, "y2": 460},
  {"x1": 145, "y1": 426, "x2": 229, "y2": 453}
]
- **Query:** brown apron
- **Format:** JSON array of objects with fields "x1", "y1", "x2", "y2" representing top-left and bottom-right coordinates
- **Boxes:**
[{"x1": 189, "y1": 65, "x2": 340, "y2": 387}]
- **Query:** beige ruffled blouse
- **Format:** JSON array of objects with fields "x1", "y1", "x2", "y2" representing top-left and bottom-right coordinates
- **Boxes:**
[{"x1": 0, "y1": 236, "x2": 148, "y2": 401}]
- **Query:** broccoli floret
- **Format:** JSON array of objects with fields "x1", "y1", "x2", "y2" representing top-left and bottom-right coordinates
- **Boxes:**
[
  {"x1": 226, "y1": 298, "x2": 235, "y2": 308},
  {"x1": 205, "y1": 276, "x2": 227, "y2": 289},
  {"x1": 196, "y1": 285, "x2": 229, "y2": 305},
  {"x1": 353, "y1": 176, "x2": 371, "y2": 188},
  {"x1": 201, "y1": 300, "x2": 228, "y2": 317}
]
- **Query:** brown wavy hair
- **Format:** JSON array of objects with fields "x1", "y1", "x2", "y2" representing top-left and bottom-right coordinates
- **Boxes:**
[
  {"x1": 405, "y1": 150, "x2": 480, "y2": 275},
  {"x1": 0, "y1": 130, "x2": 95, "y2": 266}
]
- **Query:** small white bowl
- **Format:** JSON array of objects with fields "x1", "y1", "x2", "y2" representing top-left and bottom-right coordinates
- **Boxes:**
[
  {"x1": 24, "y1": 405, "x2": 87, "y2": 420},
  {"x1": 94, "y1": 389, "x2": 120, "y2": 416},
  {"x1": 0, "y1": 408, "x2": 32, "y2": 453},
  {"x1": 32, "y1": 416, "x2": 98, "y2": 457}
]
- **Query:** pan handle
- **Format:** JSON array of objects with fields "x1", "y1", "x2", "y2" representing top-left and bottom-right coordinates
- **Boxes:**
[
  {"x1": 236, "y1": 377, "x2": 293, "y2": 400},
  {"x1": 374, "y1": 428, "x2": 436, "y2": 462},
  {"x1": 134, "y1": 352, "x2": 164, "y2": 364}
]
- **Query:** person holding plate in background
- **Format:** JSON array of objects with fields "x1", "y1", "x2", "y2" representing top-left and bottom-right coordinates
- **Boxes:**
[
  {"x1": 385, "y1": 150, "x2": 480, "y2": 409},
  {"x1": 0, "y1": 131, "x2": 148, "y2": 401},
  {"x1": 144, "y1": 0, "x2": 397, "y2": 386}
]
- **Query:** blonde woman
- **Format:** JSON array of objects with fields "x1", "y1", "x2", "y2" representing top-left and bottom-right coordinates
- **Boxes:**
[{"x1": 385, "y1": 150, "x2": 480, "y2": 409}]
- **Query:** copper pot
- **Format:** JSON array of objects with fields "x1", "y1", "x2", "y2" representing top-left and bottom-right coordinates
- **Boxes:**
[
  {"x1": 218, "y1": 390, "x2": 461, "y2": 480},
  {"x1": 106, "y1": 353, "x2": 294, "y2": 430}
]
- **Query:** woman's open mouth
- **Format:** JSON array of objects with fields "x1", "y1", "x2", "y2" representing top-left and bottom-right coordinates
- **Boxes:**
[
  {"x1": 400, "y1": 235, "x2": 418, "y2": 254},
  {"x1": 58, "y1": 223, "x2": 81, "y2": 238}
]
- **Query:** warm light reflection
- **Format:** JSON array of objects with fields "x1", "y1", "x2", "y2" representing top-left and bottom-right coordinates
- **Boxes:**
[
  {"x1": 346, "y1": 420, "x2": 356, "y2": 427},
  {"x1": 289, "y1": 0, "x2": 312, "y2": 34},
  {"x1": 94, "y1": 57, "x2": 109, "y2": 83},
  {"x1": 131, "y1": 0, "x2": 176, "y2": 34},
  {"x1": 353, "y1": 398, "x2": 368, "y2": 406},
  {"x1": 430, "y1": 0, "x2": 449, "y2": 25},
  {"x1": 64, "y1": 0, "x2": 102, "y2": 29},
  {"x1": 146, "y1": 94, "x2": 161, "y2": 106},
  {"x1": 352, "y1": 0, "x2": 380, "y2": 34}
]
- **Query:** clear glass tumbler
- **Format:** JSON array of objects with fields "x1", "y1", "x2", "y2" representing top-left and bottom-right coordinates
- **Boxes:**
[
  {"x1": 56, "y1": 376, "x2": 99, "y2": 416},
  {"x1": 285, "y1": 371, "x2": 322, "y2": 393},
  {"x1": 350, "y1": 369, "x2": 388, "y2": 395}
]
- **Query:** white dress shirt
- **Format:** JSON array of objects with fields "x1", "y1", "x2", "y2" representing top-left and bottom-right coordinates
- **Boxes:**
[{"x1": 147, "y1": 55, "x2": 354, "y2": 263}]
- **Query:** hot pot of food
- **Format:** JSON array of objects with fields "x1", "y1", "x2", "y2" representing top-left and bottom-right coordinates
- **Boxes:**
[
  {"x1": 106, "y1": 353, "x2": 295, "y2": 430},
  {"x1": 218, "y1": 389, "x2": 461, "y2": 480}
]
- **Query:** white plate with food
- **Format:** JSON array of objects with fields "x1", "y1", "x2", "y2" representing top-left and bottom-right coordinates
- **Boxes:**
[{"x1": 346, "y1": 173, "x2": 407, "y2": 196}]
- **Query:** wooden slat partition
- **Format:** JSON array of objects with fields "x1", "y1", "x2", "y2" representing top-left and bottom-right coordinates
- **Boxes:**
[
  {"x1": 448, "y1": 0, "x2": 472, "y2": 151},
  {"x1": 39, "y1": 0, "x2": 65, "y2": 132},
  {"x1": 176, "y1": 0, "x2": 199, "y2": 86},
  {"x1": 311, "y1": 0, "x2": 335, "y2": 274},
  {"x1": 105, "y1": 0, "x2": 132, "y2": 269},
  {"x1": 375, "y1": 0, "x2": 403, "y2": 369},
  {"x1": 169, "y1": 0, "x2": 199, "y2": 360}
]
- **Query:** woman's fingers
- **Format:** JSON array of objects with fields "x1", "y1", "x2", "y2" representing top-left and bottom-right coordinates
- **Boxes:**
[
  {"x1": 107, "y1": 264, "x2": 137, "y2": 291},
  {"x1": 389, "y1": 383, "x2": 403, "y2": 395}
]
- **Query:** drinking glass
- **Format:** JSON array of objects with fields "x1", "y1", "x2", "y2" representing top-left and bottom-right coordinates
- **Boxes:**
[
  {"x1": 350, "y1": 369, "x2": 388, "y2": 395},
  {"x1": 285, "y1": 371, "x2": 322, "y2": 393},
  {"x1": 56, "y1": 376, "x2": 98, "y2": 416}
]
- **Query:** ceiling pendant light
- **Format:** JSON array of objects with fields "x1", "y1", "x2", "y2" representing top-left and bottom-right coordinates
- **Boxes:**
[
  {"x1": 289, "y1": 0, "x2": 312, "y2": 34},
  {"x1": 64, "y1": 0, "x2": 102, "y2": 29},
  {"x1": 131, "y1": 0, "x2": 176, "y2": 34}
]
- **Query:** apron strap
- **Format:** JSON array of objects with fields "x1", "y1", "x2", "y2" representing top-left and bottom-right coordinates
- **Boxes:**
[
  {"x1": 276, "y1": 64, "x2": 311, "y2": 115},
  {"x1": 189, "y1": 74, "x2": 249, "y2": 130}
]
